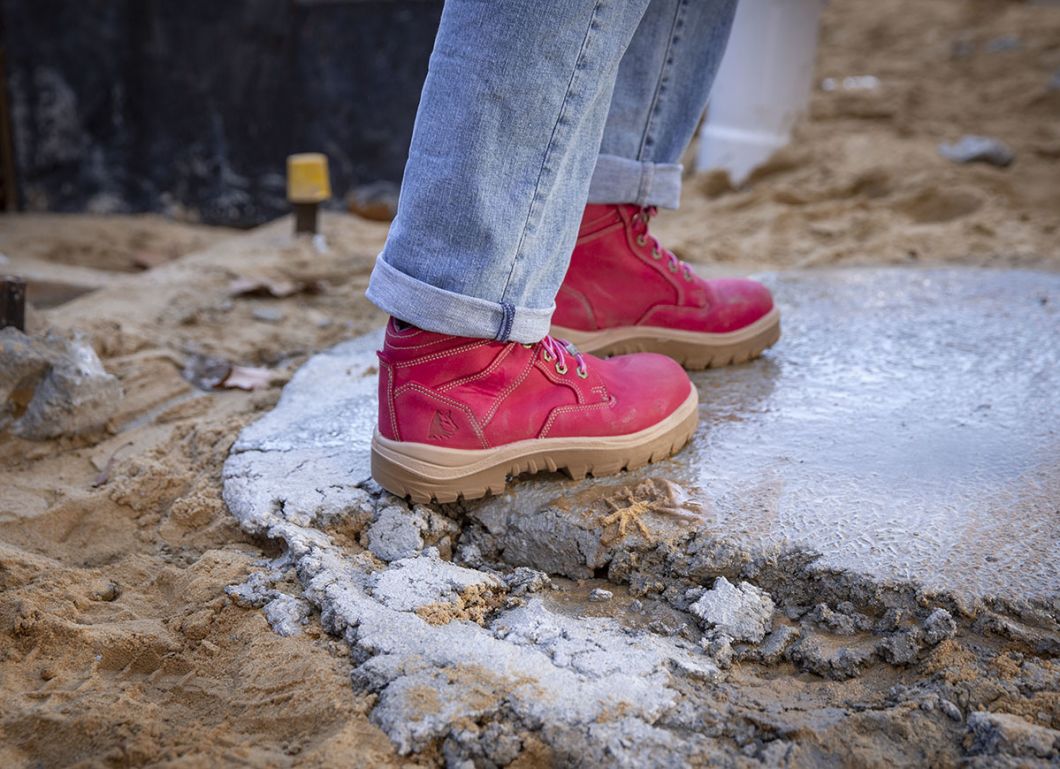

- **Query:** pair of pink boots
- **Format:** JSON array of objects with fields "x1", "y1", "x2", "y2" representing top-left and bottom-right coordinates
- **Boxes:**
[{"x1": 373, "y1": 204, "x2": 780, "y2": 503}]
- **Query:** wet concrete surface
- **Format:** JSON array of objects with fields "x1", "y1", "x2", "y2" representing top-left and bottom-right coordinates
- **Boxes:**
[
  {"x1": 676, "y1": 267, "x2": 1059, "y2": 603},
  {"x1": 230, "y1": 266, "x2": 1058, "y2": 605},
  {"x1": 223, "y1": 266, "x2": 1060, "y2": 765}
]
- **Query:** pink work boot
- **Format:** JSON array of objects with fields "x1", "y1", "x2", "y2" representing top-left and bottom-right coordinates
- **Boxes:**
[
  {"x1": 371, "y1": 319, "x2": 698, "y2": 503},
  {"x1": 552, "y1": 204, "x2": 780, "y2": 369}
]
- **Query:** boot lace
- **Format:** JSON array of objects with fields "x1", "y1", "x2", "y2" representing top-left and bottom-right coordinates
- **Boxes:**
[
  {"x1": 532, "y1": 336, "x2": 588, "y2": 379},
  {"x1": 631, "y1": 206, "x2": 694, "y2": 281}
]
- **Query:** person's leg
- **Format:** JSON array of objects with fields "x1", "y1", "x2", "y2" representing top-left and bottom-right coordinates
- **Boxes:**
[
  {"x1": 590, "y1": 0, "x2": 738, "y2": 210},
  {"x1": 365, "y1": 0, "x2": 701, "y2": 503},
  {"x1": 367, "y1": 0, "x2": 651, "y2": 344},
  {"x1": 553, "y1": 0, "x2": 782, "y2": 370}
]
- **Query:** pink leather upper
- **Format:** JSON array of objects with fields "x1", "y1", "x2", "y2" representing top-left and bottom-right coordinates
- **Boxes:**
[
  {"x1": 554, "y1": 204, "x2": 774, "y2": 334},
  {"x1": 377, "y1": 320, "x2": 692, "y2": 449}
]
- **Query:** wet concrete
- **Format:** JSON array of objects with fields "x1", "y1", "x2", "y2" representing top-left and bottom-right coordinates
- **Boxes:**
[
  {"x1": 222, "y1": 266, "x2": 1060, "y2": 765},
  {"x1": 675, "y1": 267, "x2": 1059, "y2": 603},
  {"x1": 231, "y1": 266, "x2": 1058, "y2": 605}
]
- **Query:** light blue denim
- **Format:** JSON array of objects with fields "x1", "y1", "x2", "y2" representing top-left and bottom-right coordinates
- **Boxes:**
[{"x1": 367, "y1": 0, "x2": 738, "y2": 343}]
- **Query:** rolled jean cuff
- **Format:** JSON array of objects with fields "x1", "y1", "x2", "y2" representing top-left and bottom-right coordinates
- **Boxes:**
[
  {"x1": 586, "y1": 154, "x2": 683, "y2": 209},
  {"x1": 366, "y1": 256, "x2": 554, "y2": 343}
]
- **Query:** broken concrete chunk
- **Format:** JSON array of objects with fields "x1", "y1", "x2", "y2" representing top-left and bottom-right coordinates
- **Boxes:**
[
  {"x1": 263, "y1": 593, "x2": 312, "y2": 636},
  {"x1": 923, "y1": 607, "x2": 957, "y2": 645},
  {"x1": 689, "y1": 577, "x2": 774, "y2": 643},
  {"x1": 1, "y1": 328, "x2": 123, "y2": 440},
  {"x1": 756, "y1": 624, "x2": 801, "y2": 665},
  {"x1": 875, "y1": 629, "x2": 921, "y2": 666},
  {"x1": 966, "y1": 711, "x2": 1059, "y2": 759},
  {"x1": 369, "y1": 549, "x2": 505, "y2": 623},
  {"x1": 810, "y1": 602, "x2": 872, "y2": 635},
  {"x1": 588, "y1": 588, "x2": 613, "y2": 603},
  {"x1": 502, "y1": 566, "x2": 552, "y2": 596},
  {"x1": 938, "y1": 135, "x2": 1015, "y2": 167},
  {"x1": 366, "y1": 504, "x2": 426, "y2": 562}
]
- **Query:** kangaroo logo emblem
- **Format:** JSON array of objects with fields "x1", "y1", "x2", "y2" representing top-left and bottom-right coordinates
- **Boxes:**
[{"x1": 428, "y1": 409, "x2": 458, "y2": 440}]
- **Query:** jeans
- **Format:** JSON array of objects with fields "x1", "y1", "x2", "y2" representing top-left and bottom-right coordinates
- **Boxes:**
[{"x1": 366, "y1": 0, "x2": 737, "y2": 343}]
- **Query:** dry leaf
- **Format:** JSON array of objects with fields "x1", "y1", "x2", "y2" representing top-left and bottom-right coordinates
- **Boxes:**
[{"x1": 222, "y1": 365, "x2": 273, "y2": 391}]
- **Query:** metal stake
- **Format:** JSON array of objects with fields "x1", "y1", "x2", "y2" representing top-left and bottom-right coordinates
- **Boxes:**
[{"x1": 1, "y1": 275, "x2": 26, "y2": 331}]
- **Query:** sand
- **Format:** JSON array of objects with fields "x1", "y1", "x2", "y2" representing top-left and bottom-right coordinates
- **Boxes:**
[{"x1": 1, "y1": 0, "x2": 1058, "y2": 766}]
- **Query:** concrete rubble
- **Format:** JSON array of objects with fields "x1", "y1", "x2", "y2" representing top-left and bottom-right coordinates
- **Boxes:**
[
  {"x1": 223, "y1": 268, "x2": 1060, "y2": 766},
  {"x1": 1, "y1": 327, "x2": 123, "y2": 439}
]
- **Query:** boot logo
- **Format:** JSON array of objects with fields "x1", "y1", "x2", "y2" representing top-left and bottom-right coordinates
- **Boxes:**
[{"x1": 428, "y1": 409, "x2": 458, "y2": 440}]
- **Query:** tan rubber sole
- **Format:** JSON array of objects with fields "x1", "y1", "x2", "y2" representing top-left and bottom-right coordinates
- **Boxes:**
[
  {"x1": 371, "y1": 389, "x2": 699, "y2": 504},
  {"x1": 552, "y1": 306, "x2": 781, "y2": 370}
]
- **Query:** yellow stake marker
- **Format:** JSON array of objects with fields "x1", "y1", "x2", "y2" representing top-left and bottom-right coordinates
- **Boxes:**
[{"x1": 287, "y1": 153, "x2": 331, "y2": 235}]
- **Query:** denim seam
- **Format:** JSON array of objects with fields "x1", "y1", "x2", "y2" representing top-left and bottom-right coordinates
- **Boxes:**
[
  {"x1": 500, "y1": 0, "x2": 606, "y2": 306},
  {"x1": 496, "y1": 301, "x2": 516, "y2": 342},
  {"x1": 637, "y1": 0, "x2": 689, "y2": 161}
]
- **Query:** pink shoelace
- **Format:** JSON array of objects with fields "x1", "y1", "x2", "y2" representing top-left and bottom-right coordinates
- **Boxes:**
[
  {"x1": 538, "y1": 335, "x2": 588, "y2": 379},
  {"x1": 631, "y1": 206, "x2": 694, "y2": 281}
]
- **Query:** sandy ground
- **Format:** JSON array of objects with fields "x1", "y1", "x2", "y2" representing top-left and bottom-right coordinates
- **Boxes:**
[{"x1": 1, "y1": 0, "x2": 1058, "y2": 766}]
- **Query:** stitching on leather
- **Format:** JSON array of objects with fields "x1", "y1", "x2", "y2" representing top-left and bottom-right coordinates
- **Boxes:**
[
  {"x1": 482, "y1": 349, "x2": 537, "y2": 427},
  {"x1": 393, "y1": 340, "x2": 492, "y2": 367},
  {"x1": 535, "y1": 357, "x2": 585, "y2": 403},
  {"x1": 437, "y1": 344, "x2": 513, "y2": 393},
  {"x1": 395, "y1": 383, "x2": 490, "y2": 449},
  {"x1": 380, "y1": 359, "x2": 400, "y2": 440},
  {"x1": 539, "y1": 400, "x2": 611, "y2": 438}
]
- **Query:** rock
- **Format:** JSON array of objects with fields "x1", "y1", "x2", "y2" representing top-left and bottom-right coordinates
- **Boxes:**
[
  {"x1": 689, "y1": 577, "x2": 774, "y2": 643},
  {"x1": 809, "y1": 602, "x2": 871, "y2": 635},
  {"x1": 938, "y1": 135, "x2": 1015, "y2": 167},
  {"x1": 788, "y1": 635, "x2": 873, "y2": 680},
  {"x1": 502, "y1": 566, "x2": 552, "y2": 596},
  {"x1": 365, "y1": 505, "x2": 426, "y2": 562},
  {"x1": 966, "y1": 711, "x2": 1060, "y2": 759},
  {"x1": 368, "y1": 549, "x2": 505, "y2": 623},
  {"x1": 940, "y1": 699, "x2": 963, "y2": 722},
  {"x1": 923, "y1": 608, "x2": 957, "y2": 645},
  {"x1": 876, "y1": 629, "x2": 921, "y2": 666},
  {"x1": 756, "y1": 624, "x2": 801, "y2": 664},
  {"x1": 703, "y1": 636, "x2": 734, "y2": 668},
  {"x1": 1, "y1": 328, "x2": 123, "y2": 440},
  {"x1": 252, "y1": 306, "x2": 285, "y2": 323},
  {"x1": 588, "y1": 588, "x2": 613, "y2": 603},
  {"x1": 262, "y1": 593, "x2": 311, "y2": 636}
]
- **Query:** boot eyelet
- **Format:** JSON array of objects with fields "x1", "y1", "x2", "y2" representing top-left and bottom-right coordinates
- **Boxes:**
[
  {"x1": 576, "y1": 367, "x2": 588, "y2": 379},
  {"x1": 652, "y1": 248, "x2": 662, "y2": 260},
  {"x1": 668, "y1": 262, "x2": 678, "y2": 273},
  {"x1": 636, "y1": 235, "x2": 647, "y2": 247},
  {"x1": 542, "y1": 351, "x2": 554, "y2": 362},
  {"x1": 555, "y1": 362, "x2": 568, "y2": 375},
  {"x1": 521, "y1": 343, "x2": 533, "y2": 349}
]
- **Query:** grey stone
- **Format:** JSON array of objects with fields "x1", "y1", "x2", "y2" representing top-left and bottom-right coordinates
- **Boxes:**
[
  {"x1": 875, "y1": 630, "x2": 921, "y2": 666},
  {"x1": 1, "y1": 328, "x2": 123, "y2": 439},
  {"x1": 502, "y1": 566, "x2": 552, "y2": 596},
  {"x1": 966, "y1": 711, "x2": 1059, "y2": 759},
  {"x1": 365, "y1": 504, "x2": 426, "y2": 562},
  {"x1": 940, "y1": 699, "x2": 963, "y2": 722},
  {"x1": 787, "y1": 636, "x2": 873, "y2": 680},
  {"x1": 262, "y1": 593, "x2": 311, "y2": 636},
  {"x1": 809, "y1": 602, "x2": 872, "y2": 635},
  {"x1": 252, "y1": 306, "x2": 285, "y2": 323},
  {"x1": 938, "y1": 135, "x2": 1015, "y2": 167},
  {"x1": 368, "y1": 549, "x2": 504, "y2": 614},
  {"x1": 923, "y1": 608, "x2": 957, "y2": 645},
  {"x1": 756, "y1": 624, "x2": 801, "y2": 664},
  {"x1": 589, "y1": 588, "x2": 613, "y2": 602},
  {"x1": 689, "y1": 577, "x2": 774, "y2": 643}
]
